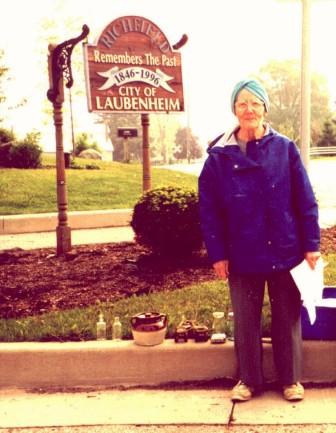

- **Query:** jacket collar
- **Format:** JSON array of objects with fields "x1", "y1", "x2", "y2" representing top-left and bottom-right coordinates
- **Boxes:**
[{"x1": 213, "y1": 123, "x2": 271, "y2": 148}]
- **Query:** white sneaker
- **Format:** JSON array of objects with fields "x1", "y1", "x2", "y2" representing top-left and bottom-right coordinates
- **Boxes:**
[
  {"x1": 231, "y1": 380, "x2": 254, "y2": 402},
  {"x1": 283, "y1": 382, "x2": 304, "y2": 401}
]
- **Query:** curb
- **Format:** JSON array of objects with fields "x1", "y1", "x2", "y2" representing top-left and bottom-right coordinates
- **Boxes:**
[
  {"x1": 1, "y1": 208, "x2": 335, "y2": 236},
  {"x1": 0, "y1": 209, "x2": 133, "y2": 235},
  {"x1": 0, "y1": 340, "x2": 335, "y2": 390}
]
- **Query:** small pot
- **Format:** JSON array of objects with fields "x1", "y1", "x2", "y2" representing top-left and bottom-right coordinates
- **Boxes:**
[{"x1": 131, "y1": 312, "x2": 168, "y2": 346}]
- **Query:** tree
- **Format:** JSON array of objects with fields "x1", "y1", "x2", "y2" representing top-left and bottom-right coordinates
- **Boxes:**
[
  {"x1": 256, "y1": 60, "x2": 331, "y2": 145},
  {"x1": 38, "y1": 4, "x2": 89, "y2": 138},
  {"x1": 0, "y1": 50, "x2": 10, "y2": 123},
  {"x1": 96, "y1": 112, "x2": 183, "y2": 163},
  {"x1": 174, "y1": 127, "x2": 203, "y2": 162},
  {"x1": 150, "y1": 114, "x2": 181, "y2": 164},
  {"x1": 96, "y1": 113, "x2": 142, "y2": 162},
  {"x1": 0, "y1": 49, "x2": 27, "y2": 127},
  {"x1": 0, "y1": 50, "x2": 9, "y2": 107},
  {"x1": 316, "y1": 119, "x2": 336, "y2": 147}
]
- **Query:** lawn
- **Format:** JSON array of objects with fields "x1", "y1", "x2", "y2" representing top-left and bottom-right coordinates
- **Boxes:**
[{"x1": 0, "y1": 155, "x2": 197, "y2": 215}]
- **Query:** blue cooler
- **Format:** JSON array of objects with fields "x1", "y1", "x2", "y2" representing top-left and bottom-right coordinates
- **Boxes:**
[{"x1": 301, "y1": 287, "x2": 336, "y2": 340}]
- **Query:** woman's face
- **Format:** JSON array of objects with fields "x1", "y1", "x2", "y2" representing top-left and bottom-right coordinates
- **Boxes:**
[{"x1": 234, "y1": 88, "x2": 266, "y2": 132}]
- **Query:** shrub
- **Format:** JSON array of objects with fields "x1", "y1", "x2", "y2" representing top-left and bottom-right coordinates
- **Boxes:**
[
  {"x1": 131, "y1": 186, "x2": 203, "y2": 258},
  {"x1": 0, "y1": 142, "x2": 13, "y2": 167},
  {"x1": 0, "y1": 127, "x2": 15, "y2": 144},
  {"x1": 0, "y1": 128, "x2": 15, "y2": 167},
  {"x1": 10, "y1": 131, "x2": 42, "y2": 168}
]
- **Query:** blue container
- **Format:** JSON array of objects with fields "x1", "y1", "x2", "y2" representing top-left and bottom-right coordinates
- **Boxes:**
[{"x1": 301, "y1": 287, "x2": 336, "y2": 340}]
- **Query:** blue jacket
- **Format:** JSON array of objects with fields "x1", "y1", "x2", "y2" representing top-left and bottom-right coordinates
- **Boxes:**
[{"x1": 198, "y1": 127, "x2": 320, "y2": 274}]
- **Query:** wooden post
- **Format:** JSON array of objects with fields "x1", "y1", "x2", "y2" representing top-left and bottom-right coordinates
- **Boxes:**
[
  {"x1": 47, "y1": 25, "x2": 89, "y2": 255},
  {"x1": 48, "y1": 45, "x2": 71, "y2": 255},
  {"x1": 123, "y1": 137, "x2": 130, "y2": 163},
  {"x1": 141, "y1": 113, "x2": 151, "y2": 191}
]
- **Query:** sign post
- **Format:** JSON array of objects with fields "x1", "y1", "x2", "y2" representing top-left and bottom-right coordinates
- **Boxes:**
[
  {"x1": 117, "y1": 127, "x2": 138, "y2": 163},
  {"x1": 47, "y1": 25, "x2": 89, "y2": 255},
  {"x1": 83, "y1": 16, "x2": 186, "y2": 191}
]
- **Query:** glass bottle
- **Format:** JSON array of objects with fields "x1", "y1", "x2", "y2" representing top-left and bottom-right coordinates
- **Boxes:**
[
  {"x1": 96, "y1": 312, "x2": 107, "y2": 341},
  {"x1": 112, "y1": 316, "x2": 122, "y2": 341},
  {"x1": 211, "y1": 311, "x2": 226, "y2": 343}
]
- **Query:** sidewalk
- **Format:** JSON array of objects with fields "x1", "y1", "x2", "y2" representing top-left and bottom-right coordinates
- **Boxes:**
[
  {"x1": 0, "y1": 208, "x2": 135, "y2": 250},
  {"x1": 0, "y1": 225, "x2": 135, "y2": 250},
  {"x1": 1, "y1": 386, "x2": 336, "y2": 429}
]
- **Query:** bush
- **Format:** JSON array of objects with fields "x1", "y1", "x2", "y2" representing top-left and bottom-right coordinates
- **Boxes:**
[
  {"x1": 0, "y1": 127, "x2": 15, "y2": 144},
  {"x1": 69, "y1": 160, "x2": 100, "y2": 170},
  {"x1": 10, "y1": 131, "x2": 42, "y2": 168},
  {"x1": 0, "y1": 142, "x2": 13, "y2": 167},
  {"x1": 0, "y1": 128, "x2": 16, "y2": 167},
  {"x1": 131, "y1": 186, "x2": 203, "y2": 258}
]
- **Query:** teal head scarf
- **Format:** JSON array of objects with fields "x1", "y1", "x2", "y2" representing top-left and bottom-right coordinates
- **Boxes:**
[{"x1": 231, "y1": 79, "x2": 270, "y2": 114}]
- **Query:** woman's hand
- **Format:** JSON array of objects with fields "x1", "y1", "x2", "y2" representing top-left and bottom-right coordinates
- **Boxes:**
[
  {"x1": 304, "y1": 251, "x2": 321, "y2": 270},
  {"x1": 213, "y1": 260, "x2": 229, "y2": 280}
]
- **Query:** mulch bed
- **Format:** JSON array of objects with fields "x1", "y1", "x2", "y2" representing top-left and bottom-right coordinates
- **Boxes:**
[{"x1": 0, "y1": 226, "x2": 335, "y2": 320}]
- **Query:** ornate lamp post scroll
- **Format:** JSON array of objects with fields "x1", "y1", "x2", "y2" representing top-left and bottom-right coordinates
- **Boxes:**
[{"x1": 47, "y1": 25, "x2": 89, "y2": 256}]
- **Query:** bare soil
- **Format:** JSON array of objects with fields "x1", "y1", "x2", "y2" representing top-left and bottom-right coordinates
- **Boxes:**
[{"x1": 0, "y1": 226, "x2": 335, "y2": 320}]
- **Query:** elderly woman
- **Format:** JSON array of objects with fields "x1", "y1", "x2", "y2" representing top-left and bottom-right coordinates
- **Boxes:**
[{"x1": 198, "y1": 79, "x2": 320, "y2": 402}]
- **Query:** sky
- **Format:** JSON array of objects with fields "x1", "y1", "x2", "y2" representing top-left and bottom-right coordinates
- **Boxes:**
[{"x1": 1, "y1": 0, "x2": 336, "y2": 151}]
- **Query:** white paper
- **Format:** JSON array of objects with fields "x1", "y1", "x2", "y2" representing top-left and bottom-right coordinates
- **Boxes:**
[{"x1": 290, "y1": 258, "x2": 325, "y2": 325}]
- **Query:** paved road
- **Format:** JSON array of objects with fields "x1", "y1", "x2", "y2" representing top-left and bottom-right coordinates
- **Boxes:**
[
  {"x1": 163, "y1": 158, "x2": 336, "y2": 211},
  {"x1": 162, "y1": 158, "x2": 336, "y2": 229}
]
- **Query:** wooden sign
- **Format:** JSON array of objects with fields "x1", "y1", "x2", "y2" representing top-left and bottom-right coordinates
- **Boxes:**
[{"x1": 83, "y1": 16, "x2": 185, "y2": 113}]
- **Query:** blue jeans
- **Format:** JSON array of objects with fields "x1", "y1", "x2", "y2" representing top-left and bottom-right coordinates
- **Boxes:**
[{"x1": 228, "y1": 270, "x2": 302, "y2": 387}]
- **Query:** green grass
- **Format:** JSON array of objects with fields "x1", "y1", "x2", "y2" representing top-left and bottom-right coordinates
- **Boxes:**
[
  {"x1": 0, "y1": 155, "x2": 197, "y2": 215},
  {"x1": 1, "y1": 253, "x2": 334, "y2": 342},
  {"x1": 0, "y1": 280, "x2": 230, "y2": 342}
]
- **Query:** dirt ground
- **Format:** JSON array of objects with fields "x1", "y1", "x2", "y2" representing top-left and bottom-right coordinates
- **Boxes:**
[{"x1": 0, "y1": 226, "x2": 335, "y2": 320}]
